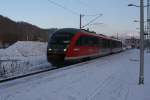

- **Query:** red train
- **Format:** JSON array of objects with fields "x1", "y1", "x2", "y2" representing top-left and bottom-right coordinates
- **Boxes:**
[{"x1": 47, "y1": 28, "x2": 122, "y2": 66}]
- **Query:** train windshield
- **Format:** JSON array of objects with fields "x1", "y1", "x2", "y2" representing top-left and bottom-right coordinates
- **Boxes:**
[{"x1": 49, "y1": 32, "x2": 74, "y2": 48}]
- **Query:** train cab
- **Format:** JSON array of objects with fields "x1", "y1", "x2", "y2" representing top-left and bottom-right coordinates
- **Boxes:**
[{"x1": 47, "y1": 28, "x2": 79, "y2": 64}]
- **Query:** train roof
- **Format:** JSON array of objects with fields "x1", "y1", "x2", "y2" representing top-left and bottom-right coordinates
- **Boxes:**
[
  {"x1": 55, "y1": 28, "x2": 80, "y2": 35},
  {"x1": 56, "y1": 28, "x2": 97, "y2": 35},
  {"x1": 56, "y1": 28, "x2": 122, "y2": 42}
]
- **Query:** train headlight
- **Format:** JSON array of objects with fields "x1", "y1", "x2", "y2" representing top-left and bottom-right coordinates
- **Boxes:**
[
  {"x1": 64, "y1": 48, "x2": 67, "y2": 52},
  {"x1": 48, "y1": 48, "x2": 52, "y2": 51}
]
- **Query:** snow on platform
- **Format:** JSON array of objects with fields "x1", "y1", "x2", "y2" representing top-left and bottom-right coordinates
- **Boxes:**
[{"x1": 0, "y1": 49, "x2": 150, "y2": 100}]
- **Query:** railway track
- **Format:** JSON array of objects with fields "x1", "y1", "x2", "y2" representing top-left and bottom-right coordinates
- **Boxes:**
[
  {"x1": 0, "y1": 60, "x2": 91, "y2": 83},
  {"x1": 0, "y1": 51, "x2": 124, "y2": 84},
  {"x1": 0, "y1": 66, "x2": 57, "y2": 83}
]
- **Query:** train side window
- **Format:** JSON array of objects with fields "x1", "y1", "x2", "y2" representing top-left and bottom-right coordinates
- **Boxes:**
[
  {"x1": 102, "y1": 39, "x2": 110, "y2": 48},
  {"x1": 87, "y1": 37, "x2": 94, "y2": 46},
  {"x1": 76, "y1": 36, "x2": 87, "y2": 46},
  {"x1": 86, "y1": 36, "x2": 99, "y2": 46},
  {"x1": 112, "y1": 41, "x2": 115, "y2": 48},
  {"x1": 76, "y1": 36, "x2": 83, "y2": 46},
  {"x1": 92, "y1": 37, "x2": 99, "y2": 46},
  {"x1": 98, "y1": 38, "x2": 102, "y2": 47},
  {"x1": 102, "y1": 39, "x2": 106, "y2": 48},
  {"x1": 108, "y1": 40, "x2": 110, "y2": 48},
  {"x1": 106, "y1": 40, "x2": 109, "y2": 48},
  {"x1": 76, "y1": 36, "x2": 99, "y2": 46}
]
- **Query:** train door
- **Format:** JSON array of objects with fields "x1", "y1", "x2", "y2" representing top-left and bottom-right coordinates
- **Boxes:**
[{"x1": 100, "y1": 39, "x2": 111, "y2": 55}]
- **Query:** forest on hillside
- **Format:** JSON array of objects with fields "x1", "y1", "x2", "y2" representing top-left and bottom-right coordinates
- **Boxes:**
[{"x1": 0, "y1": 15, "x2": 57, "y2": 45}]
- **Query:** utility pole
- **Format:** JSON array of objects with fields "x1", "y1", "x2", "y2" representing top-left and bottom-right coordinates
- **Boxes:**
[
  {"x1": 128, "y1": 0, "x2": 145, "y2": 85},
  {"x1": 80, "y1": 14, "x2": 81, "y2": 29},
  {"x1": 139, "y1": 0, "x2": 144, "y2": 85},
  {"x1": 80, "y1": 14, "x2": 84, "y2": 29},
  {"x1": 117, "y1": 33, "x2": 118, "y2": 39},
  {"x1": 147, "y1": 0, "x2": 150, "y2": 52}
]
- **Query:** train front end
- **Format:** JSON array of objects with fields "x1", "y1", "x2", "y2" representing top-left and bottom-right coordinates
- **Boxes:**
[{"x1": 47, "y1": 28, "x2": 78, "y2": 65}]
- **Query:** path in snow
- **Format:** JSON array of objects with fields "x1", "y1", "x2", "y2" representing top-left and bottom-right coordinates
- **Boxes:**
[{"x1": 0, "y1": 49, "x2": 149, "y2": 100}]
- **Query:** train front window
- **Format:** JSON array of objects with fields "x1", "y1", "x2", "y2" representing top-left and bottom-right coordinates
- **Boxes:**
[{"x1": 49, "y1": 32, "x2": 74, "y2": 48}]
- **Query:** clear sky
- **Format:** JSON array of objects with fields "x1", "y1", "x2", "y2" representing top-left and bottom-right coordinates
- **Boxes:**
[{"x1": 0, "y1": 0, "x2": 142, "y2": 38}]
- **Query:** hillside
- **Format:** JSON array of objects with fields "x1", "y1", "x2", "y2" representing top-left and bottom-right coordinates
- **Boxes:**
[{"x1": 0, "y1": 15, "x2": 57, "y2": 44}]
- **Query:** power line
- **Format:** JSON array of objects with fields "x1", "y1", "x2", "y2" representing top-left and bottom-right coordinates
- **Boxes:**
[
  {"x1": 47, "y1": 0, "x2": 103, "y2": 29},
  {"x1": 47, "y1": 0, "x2": 79, "y2": 16},
  {"x1": 83, "y1": 14, "x2": 102, "y2": 16},
  {"x1": 75, "y1": 0, "x2": 102, "y2": 14},
  {"x1": 81, "y1": 14, "x2": 103, "y2": 28},
  {"x1": 75, "y1": 0, "x2": 88, "y2": 8}
]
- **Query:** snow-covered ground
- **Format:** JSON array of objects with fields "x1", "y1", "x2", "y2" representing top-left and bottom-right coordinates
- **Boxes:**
[
  {"x1": 0, "y1": 41, "x2": 50, "y2": 78},
  {"x1": 0, "y1": 49, "x2": 149, "y2": 100}
]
